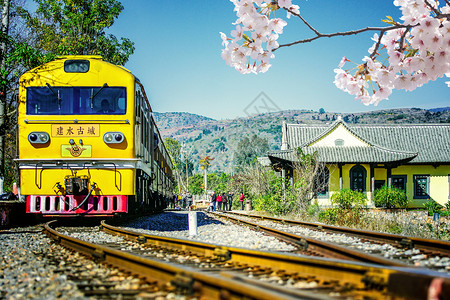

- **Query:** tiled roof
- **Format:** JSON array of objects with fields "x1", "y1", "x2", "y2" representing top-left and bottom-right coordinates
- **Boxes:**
[
  {"x1": 268, "y1": 146, "x2": 417, "y2": 164},
  {"x1": 272, "y1": 121, "x2": 450, "y2": 164}
]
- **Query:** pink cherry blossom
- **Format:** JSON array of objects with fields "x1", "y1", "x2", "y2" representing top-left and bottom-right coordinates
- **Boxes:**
[{"x1": 222, "y1": 0, "x2": 449, "y2": 102}]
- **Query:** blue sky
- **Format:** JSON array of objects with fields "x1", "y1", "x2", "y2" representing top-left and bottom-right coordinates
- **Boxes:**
[{"x1": 111, "y1": 1, "x2": 449, "y2": 119}]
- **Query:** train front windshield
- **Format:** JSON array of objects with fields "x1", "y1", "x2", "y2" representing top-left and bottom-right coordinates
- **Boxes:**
[{"x1": 26, "y1": 86, "x2": 126, "y2": 115}]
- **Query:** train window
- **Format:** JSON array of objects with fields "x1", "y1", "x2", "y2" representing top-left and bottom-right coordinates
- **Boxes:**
[
  {"x1": 26, "y1": 86, "x2": 127, "y2": 115},
  {"x1": 64, "y1": 60, "x2": 90, "y2": 73}
]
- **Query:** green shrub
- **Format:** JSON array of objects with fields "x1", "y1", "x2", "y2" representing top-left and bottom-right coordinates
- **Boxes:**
[
  {"x1": 424, "y1": 200, "x2": 444, "y2": 215},
  {"x1": 307, "y1": 201, "x2": 321, "y2": 217},
  {"x1": 252, "y1": 194, "x2": 295, "y2": 215},
  {"x1": 318, "y1": 208, "x2": 339, "y2": 224},
  {"x1": 330, "y1": 189, "x2": 367, "y2": 209},
  {"x1": 373, "y1": 185, "x2": 408, "y2": 208}
]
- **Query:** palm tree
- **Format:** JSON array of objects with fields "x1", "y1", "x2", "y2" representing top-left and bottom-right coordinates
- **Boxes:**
[{"x1": 199, "y1": 156, "x2": 214, "y2": 195}]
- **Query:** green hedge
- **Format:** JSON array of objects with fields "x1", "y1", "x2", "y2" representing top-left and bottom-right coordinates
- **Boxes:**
[
  {"x1": 330, "y1": 189, "x2": 367, "y2": 209},
  {"x1": 373, "y1": 186, "x2": 408, "y2": 208}
]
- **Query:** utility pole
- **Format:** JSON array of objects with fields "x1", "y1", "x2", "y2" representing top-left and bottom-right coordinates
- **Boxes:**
[
  {"x1": 182, "y1": 143, "x2": 191, "y2": 190},
  {"x1": 186, "y1": 158, "x2": 188, "y2": 188},
  {"x1": 0, "y1": 0, "x2": 10, "y2": 194}
]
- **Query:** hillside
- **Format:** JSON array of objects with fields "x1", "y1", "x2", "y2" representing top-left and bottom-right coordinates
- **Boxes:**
[{"x1": 154, "y1": 108, "x2": 450, "y2": 173}]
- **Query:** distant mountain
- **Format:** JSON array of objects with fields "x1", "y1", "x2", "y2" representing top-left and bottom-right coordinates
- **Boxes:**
[
  {"x1": 152, "y1": 112, "x2": 216, "y2": 140},
  {"x1": 153, "y1": 108, "x2": 450, "y2": 173},
  {"x1": 428, "y1": 107, "x2": 450, "y2": 113}
]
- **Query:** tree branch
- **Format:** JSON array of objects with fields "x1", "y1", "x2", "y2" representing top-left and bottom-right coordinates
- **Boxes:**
[
  {"x1": 424, "y1": 0, "x2": 440, "y2": 16},
  {"x1": 282, "y1": 7, "x2": 320, "y2": 36},
  {"x1": 398, "y1": 26, "x2": 411, "y2": 51},
  {"x1": 274, "y1": 24, "x2": 407, "y2": 51},
  {"x1": 369, "y1": 31, "x2": 384, "y2": 59},
  {"x1": 424, "y1": 0, "x2": 450, "y2": 19}
]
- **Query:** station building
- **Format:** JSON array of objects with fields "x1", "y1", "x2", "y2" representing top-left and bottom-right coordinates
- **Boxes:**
[{"x1": 267, "y1": 118, "x2": 450, "y2": 207}]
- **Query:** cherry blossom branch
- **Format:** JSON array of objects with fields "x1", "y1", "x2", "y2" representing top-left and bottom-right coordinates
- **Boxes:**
[
  {"x1": 424, "y1": 0, "x2": 450, "y2": 19},
  {"x1": 282, "y1": 7, "x2": 320, "y2": 36},
  {"x1": 398, "y1": 26, "x2": 411, "y2": 51},
  {"x1": 369, "y1": 31, "x2": 385, "y2": 59},
  {"x1": 274, "y1": 24, "x2": 406, "y2": 51},
  {"x1": 221, "y1": 0, "x2": 450, "y2": 96}
]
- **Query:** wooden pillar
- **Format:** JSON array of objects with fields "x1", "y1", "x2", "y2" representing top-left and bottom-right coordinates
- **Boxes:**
[
  {"x1": 387, "y1": 167, "x2": 392, "y2": 188},
  {"x1": 370, "y1": 164, "x2": 375, "y2": 194}
]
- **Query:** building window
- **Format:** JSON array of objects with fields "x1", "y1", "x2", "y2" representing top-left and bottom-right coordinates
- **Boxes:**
[
  {"x1": 392, "y1": 175, "x2": 407, "y2": 191},
  {"x1": 335, "y1": 139, "x2": 344, "y2": 146},
  {"x1": 350, "y1": 165, "x2": 366, "y2": 192},
  {"x1": 413, "y1": 175, "x2": 429, "y2": 199},
  {"x1": 374, "y1": 180, "x2": 385, "y2": 190}
]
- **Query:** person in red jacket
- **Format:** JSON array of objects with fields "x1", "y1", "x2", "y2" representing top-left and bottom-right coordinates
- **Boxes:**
[
  {"x1": 217, "y1": 193, "x2": 222, "y2": 210},
  {"x1": 239, "y1": 193, "x2": 245, "y2": 210}
]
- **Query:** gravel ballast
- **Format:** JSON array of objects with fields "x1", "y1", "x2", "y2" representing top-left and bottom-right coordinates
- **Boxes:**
[{"x1": 121, "y1": 211, "x2": 296, "y2": 252}]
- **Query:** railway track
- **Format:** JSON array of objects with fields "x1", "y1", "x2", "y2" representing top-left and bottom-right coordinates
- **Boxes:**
[
  {"x1": 45, "y1": 220, "x2": 316, "y2": 299},
  {"x1": 213, "y1": 211, "x2": 450, "y2": 270},
  {"x1": 44, "y1": 219, "x2": 450, "y2": 299}
]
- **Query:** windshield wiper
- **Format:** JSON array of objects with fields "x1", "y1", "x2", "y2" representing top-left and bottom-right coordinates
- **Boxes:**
[
  {"x1": 90, "y1": 83, "x2": 108, "y2": 109},
  {"x1": 46, "y1": 83, "x2": 61, "y2": 110}
]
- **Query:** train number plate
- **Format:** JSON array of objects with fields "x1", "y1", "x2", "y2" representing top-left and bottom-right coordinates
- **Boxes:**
[
  {"x1": 61, "y1": 145, "x2": 92, "y2": 158},
  {"x1": 52, "y1": 124, "x2": 100, "y2": 137}
]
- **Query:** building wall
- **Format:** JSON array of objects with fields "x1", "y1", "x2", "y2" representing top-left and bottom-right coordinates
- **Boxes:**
[
  {"x1": 317, "y1": 163, "x2": 450, "y2": 207},
  {"x1": 310, "y1": 124, "x2": 369, "y2": 147},
  {"x1": 392, "y1": 164, "x2": 450, "y2": 206}
]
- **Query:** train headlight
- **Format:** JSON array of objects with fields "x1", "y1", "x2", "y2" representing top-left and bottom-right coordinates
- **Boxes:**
[
  {"x1": 103, "y1": 132, "x2": 125, "y2": 144},
  {"x1": 28, "y1": 132, "x2": 50, "y2": 144}
]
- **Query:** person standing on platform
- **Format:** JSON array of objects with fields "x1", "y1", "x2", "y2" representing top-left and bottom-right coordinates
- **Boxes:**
[
  {"x1": 217, "y1": 193, "x2": 222, "y2": 210},
  {"x1": 211, "y1": 191, "x2": 217, "y2": 211},
  {"x1": 187, "y1": 192, "x2": 193, "y2": 210},
  {"x1": 227, "y1": 192, "x2": 233, "y2": 211},
  {"x1": 222, "y1": 193, "x2": 227, "y2": 211},
  {"x1": 239, "y1": 193, "x2": 245, "y2": 210},
  {"x1": 182, "y1": 192, "x2": 187, "y2": 209},
  {"x1": 207, "y1": 194, "x2": 213, "y2": 211}
]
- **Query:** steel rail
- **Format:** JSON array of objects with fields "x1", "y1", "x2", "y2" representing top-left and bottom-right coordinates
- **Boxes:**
[
  {"x1": 211, "y1": 212, "x2": 409, "y2": 267},
  {"x1": 222, "y1": 211, "x2": 450, "y2": 254},
  {"x1": 43, "y1": 220, "x2": 299, "y2": 300},
  {"x1": 101, "y1": 220, "x2": 450, "y2": 299}
]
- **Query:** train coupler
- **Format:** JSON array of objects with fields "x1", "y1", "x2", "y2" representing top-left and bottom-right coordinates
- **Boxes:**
[{"x1": 64, "y1": 172, "x2": 90, "y2": 195}]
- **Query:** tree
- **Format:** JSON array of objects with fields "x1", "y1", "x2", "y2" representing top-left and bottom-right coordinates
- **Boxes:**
[
  {"x1": 0, "y1": 0, "x2": 37, "y2": 193},
  {"x1": 291, "y1": 148, "x2": 330, "y2": 210},
  {"x1": 233, "y1": 134, "x2": 269, "y2": 172},
  {"x1": 0, "y1": 0, "x2": 10, "y2": 192},
  {"x1": 199, "y1": 156, "x2": 214, "y2": 194},
  {"x1": 164, "y1": 137, "x2": 185, "y2": 193},
  {"x1": 221, "y1": 0, "x2": 449, "y2": 105},
  {"x1": 18, "y1": 0, "x2": 134, "y2": 65}
]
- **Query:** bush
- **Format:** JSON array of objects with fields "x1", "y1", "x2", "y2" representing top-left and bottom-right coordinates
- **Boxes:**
[
  {"x1": 330, "y1": 189, "x2": 367, "y2": 209},
  {"x1": 252, "y1": 194, "x2": 295, "y2": 215},
  {"x1": 324, "y1": 189, "x2": 367, "y2": 226},
  {"x1": 373, "y1": 186, "x2": 408, "y2": 208},
  {"x1": 424, "y1": 200, "x2": 444, "y2": 215},
  {"x1": 318, "y1": 208, "x2": 339, "y2": 224},
  {"x1": 307, "y1": 201, "x2": 321, "y2": 217}
]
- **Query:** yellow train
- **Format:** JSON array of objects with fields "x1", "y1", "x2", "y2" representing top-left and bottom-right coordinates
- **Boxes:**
[{"x1": 17, "y1": 55, "x2": 173, "y2": 216}]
